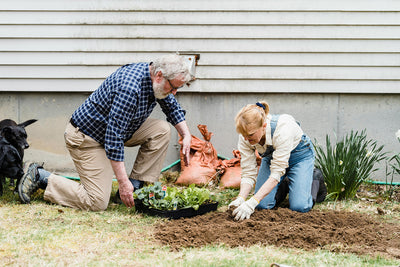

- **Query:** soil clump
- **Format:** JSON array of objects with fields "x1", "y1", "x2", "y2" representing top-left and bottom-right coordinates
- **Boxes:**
[{"x1": 154, "y1": 208, "x2": 400, "y2": 258}]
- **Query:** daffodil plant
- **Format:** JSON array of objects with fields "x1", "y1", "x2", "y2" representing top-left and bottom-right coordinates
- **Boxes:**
[
  {"x1": 385, "y1": 130, "x2": 400, "y2": 199},
  {"x1": 314, "y1": 129, "x2": 386, "y2": 200}
]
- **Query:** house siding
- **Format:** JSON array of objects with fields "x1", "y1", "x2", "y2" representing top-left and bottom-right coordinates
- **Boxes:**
[
  {"x1": 1, "y1": 0, "x2": 400, "y2": 93},
  {"x1": 0, "y1": 0, "x2": 399, "y2": 181}
]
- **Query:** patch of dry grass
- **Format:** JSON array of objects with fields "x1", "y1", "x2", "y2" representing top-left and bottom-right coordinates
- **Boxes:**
[
  {"x1": 0, "y1": 180, "x2": 399, "y2": 266},
  {"x1": 0, "y1": 200, "x2": 158, "y2": 265}
]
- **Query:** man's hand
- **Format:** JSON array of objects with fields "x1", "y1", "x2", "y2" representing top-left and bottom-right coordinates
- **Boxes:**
[
  {"x1": 174, "y1": 121, "x2": 191, "y2": 166},
  {"x1": 181, "y1": 134, "x2": 191, "y2": 166},
  {"x1": 118, "y1": 179, "x2": 135, "y2": 208},
  {"x1": 232, "y1": 197, "x2": 259, "y2": 221},
  {"x1": 228, "y1": 195, "x2": 245, "y2": 209},
  {"x1": 110, "y1": 160, "x2": 135, "y2": 208}
]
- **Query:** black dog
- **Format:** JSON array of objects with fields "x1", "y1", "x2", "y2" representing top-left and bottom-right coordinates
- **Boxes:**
[
  {"x1": 0, "y1": 119, "x2": 37, "y2": 193},
  {"x1": 0, "y1": 119, "x2": 37, "y2": 158},
  {"x1": 0, "y1": 136, "x2": 24, "y2": 196}
]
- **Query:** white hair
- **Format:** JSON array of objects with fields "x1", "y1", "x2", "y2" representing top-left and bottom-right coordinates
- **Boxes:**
[{"x1": 151, "y1": 54, "x2": 193, "y2": 82}]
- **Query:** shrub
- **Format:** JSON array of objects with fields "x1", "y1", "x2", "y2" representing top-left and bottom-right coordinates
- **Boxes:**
[
  {"x1": 315, "y1": 129, "x2": 386, "y2": 200},
  {"x1": 384, "y1": 130, "x2": 400, "y2": 199},
  {"x1": 388, "y1": 130, "x2": 400, "y2": 179}
]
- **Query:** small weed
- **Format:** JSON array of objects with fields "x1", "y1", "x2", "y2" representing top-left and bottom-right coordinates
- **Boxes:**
[{"x1": 159, "y1": 170, "x2": 180, "y2": 185}]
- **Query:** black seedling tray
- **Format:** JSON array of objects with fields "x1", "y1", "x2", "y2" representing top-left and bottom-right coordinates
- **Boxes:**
[{"x1": 134, "y1": 200, "x2": 218, "y2": 219}]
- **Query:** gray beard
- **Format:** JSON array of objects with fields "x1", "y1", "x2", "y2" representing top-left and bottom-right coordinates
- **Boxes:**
[{"x1": 153, "y1": 80, "x2": 169, "y2": 99}]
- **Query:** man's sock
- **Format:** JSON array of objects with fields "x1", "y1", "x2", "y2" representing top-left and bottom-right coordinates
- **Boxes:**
[
  {"x1": 131, "y1": 179, "x2": 144, "y2": 190},
  {"x1": 37, "y1": 167, "x2": 50, "y2": 189}
]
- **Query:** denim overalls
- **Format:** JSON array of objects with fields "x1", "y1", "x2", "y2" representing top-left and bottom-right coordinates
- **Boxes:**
[{"x1": 254, "y1": 115, "x2": 315, "y2": 212}]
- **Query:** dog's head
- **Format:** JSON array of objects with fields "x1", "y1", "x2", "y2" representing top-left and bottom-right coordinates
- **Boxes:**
[
  {"x1": 0, "y1": 140, "x2": 24, "y2": 179},
  {"x1": 0, "y1": 119, "x2": 37, "y2": 129},
  {"x1": 0, "y1": 119, "x2": 37, "y2": 160},
  {"x1": 1, "y1": 126, "x2": 30, "y2": 151}
]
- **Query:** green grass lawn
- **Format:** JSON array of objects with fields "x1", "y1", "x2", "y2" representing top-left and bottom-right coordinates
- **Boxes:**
[{"x1": 0, "y1": 181, "x2": 399, "y2": 267}]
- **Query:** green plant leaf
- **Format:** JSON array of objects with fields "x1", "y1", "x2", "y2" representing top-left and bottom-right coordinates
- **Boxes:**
[
  {"x1": 314, "y1": 129, "x2": 387, "y2": 200},
  {"x1": 133, "y1": 183, "x2": 211, "y2": 211}
]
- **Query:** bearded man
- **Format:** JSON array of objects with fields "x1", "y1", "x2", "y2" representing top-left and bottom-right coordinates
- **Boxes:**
[{"x1": 19, "y1": 54, "x2": 194, "y2": 211}]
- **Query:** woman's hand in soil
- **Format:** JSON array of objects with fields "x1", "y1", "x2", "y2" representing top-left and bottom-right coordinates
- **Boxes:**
[
  {"x1": 232, "y1": 197, "x2": 259, "y2": 221},
  {"x1": 228, "y1": 195, "x2": 245, "y2": 209}
]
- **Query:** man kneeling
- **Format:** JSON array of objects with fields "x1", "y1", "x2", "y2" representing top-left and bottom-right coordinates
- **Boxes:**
[{"x1": 19, "y1": 54, "x2": 194, "y2": 211}]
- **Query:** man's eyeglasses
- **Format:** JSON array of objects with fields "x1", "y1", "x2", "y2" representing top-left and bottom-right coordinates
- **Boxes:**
[{"x1": 167, "y1": 79, "x2": 184, "y2": 91}]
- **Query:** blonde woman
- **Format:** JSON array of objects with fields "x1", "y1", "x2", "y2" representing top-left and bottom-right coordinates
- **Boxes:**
[{"x1": 229, "y1": 101, "x2": 315, "y2": 220}]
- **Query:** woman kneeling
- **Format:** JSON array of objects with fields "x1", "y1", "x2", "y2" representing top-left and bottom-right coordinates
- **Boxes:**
[{"x1": 229, "y1": 101, "x2": 315, "y2": 221}]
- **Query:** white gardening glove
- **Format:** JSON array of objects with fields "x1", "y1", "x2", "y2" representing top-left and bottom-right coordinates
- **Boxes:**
[
  {"x1": 228, "y1": 195, "x2": 245, "y2": 209},
  {"x1": 232, "y1": 197, "x2": 259, "y2": 221}
]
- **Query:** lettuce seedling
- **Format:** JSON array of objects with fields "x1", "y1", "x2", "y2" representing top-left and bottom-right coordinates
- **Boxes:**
[{"x1": 133, "y1": 183, "x2": 211, "y2": 211}]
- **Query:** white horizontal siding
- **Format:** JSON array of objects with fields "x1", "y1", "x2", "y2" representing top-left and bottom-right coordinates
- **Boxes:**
[
  {"x1": 3, "y1": 0, "x2": 400, "y2": 11},
  {"x1": 2, "y1": 66, "x2": 400, "y2": 80},
  {"x1": 2, "y1": 52, "x2": 400, "y2": 66},
  {"x1": 1, "y1": 11, "x2": 400, "y2": 25},
  {"x1": 2, "y1": 25, "x2": 400, "y2": 39},
  {"x1": 1, "y1": 79, "x2": 399, "y2": 93},
  {"x1": 1, "y1": 0, "x2": 400, "y2": 94},
  {"x1": 2, "y1": 39, "x2": 400, "y2": 53}
]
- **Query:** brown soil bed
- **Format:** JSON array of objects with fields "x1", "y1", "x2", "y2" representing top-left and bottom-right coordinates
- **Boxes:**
[{"x1": 155, "y1": 208, "x2": 400, "y2": 258}]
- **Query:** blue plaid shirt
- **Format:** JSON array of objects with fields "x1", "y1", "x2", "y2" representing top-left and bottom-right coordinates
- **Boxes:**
[{"x1": 71, "y1": 62, "x2": 186, "y2": 162}]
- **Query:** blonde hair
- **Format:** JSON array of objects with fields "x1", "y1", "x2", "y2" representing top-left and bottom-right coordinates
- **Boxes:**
[{"x1": 235, "y1": 101, "x2": 270, "y2": 136}]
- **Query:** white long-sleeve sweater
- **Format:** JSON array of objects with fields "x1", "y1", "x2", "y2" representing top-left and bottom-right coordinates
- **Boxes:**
[{"x1": 238, "y1": 113, "x2": 303, "y2": 187}]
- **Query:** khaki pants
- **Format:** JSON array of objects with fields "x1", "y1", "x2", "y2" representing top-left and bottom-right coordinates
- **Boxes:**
[{"x1": 44, "y1": 118, "x2": 171, "y2": 211}]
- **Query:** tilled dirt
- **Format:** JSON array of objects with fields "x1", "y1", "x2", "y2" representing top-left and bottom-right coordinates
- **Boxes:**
[{"x1": 154, "y1": 208, "x2": 400, "y2": 258}]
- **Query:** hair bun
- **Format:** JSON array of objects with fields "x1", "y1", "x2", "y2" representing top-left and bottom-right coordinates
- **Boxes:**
[{"x1": 256, "y1": 102, "x2": 266, "y2": 110}]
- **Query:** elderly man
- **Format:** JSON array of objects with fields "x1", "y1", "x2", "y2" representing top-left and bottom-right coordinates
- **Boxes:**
[{"x1": 18, "y1": 54, "x2": 194, "y2": 211}]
